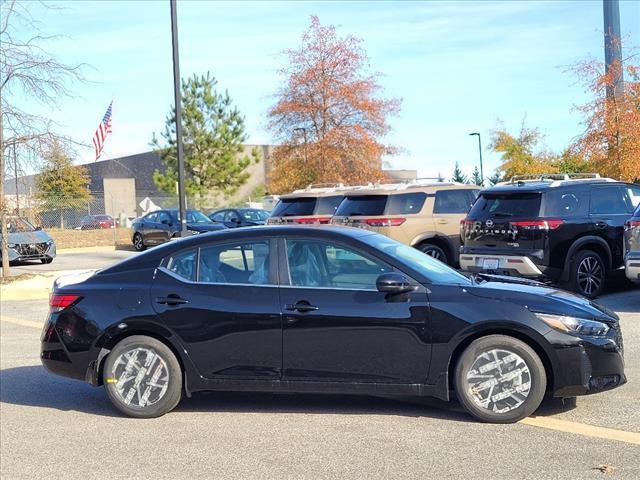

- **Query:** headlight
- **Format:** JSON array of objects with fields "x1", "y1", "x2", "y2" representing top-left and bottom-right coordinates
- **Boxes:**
[
  {"x1": 7, "y1": 243, "x2": 17, "y2": 248},
  {"x1": 535, "y1": 313, "x2": 610, "y2": 336}
]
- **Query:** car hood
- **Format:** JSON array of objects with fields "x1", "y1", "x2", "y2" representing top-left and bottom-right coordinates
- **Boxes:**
[
  {"x1": 3, "y1": 230, "x2": 53, "y2": 245},
  {"x1": 187, "y1": 223, "x2": 226, "y2": 232},
  {"x1": 466, "y1": 275, "x2": 618, "y2": 323}
]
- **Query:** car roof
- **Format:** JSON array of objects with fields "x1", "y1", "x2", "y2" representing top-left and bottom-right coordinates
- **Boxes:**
[
  {"x1": 100, "y1": 225, "x2": 375, "y2": 274},
  {"x1": 343, "y1": 182, "x2": 478, "y2": 196},
  {"x1": 485, "y1": 178, "x2": 627, "y2": 194}
]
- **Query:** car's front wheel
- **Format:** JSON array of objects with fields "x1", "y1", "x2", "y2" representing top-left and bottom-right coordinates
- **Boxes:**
[
  {"x1": 133, "y1": 232, "x2": 146, "y2": 251},
  {"x1": 103, "y1": 335, "x2": 182, "y2": 418},
  {"x1": 454, "y1": 335, "x2": 546, "y2": 423}
]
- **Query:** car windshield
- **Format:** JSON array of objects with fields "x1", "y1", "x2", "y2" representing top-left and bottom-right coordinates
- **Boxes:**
[
  {"x1": 367, "y1": 234, "x2": 472, "y2": 285},
  {"x1": 241, "y1": 209, "x2": 269, "y2": 221},
  {"x1": 7, "y1": 217, "x2": 36, "y2": 233}
]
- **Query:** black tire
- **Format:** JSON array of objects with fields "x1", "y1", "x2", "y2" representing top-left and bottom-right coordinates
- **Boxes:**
[
  {"x1": 41, "y1": 258, "x2": 53, "y2": 264},
  {"x1": 417, "y1": 243, "x2": 449, "y2": 264},
  {"x1": 133, "y1": 232, "x2": 146, "y2": 251},
  {"x1": 568, "y1": 249, "x2": 605, "y2": 298},
  {"x1": 454, "y1": 335, "x2": 546, "y2": 423},
  {"x1": 103, "y1": 335, "x2": 182, "y2": 418}
]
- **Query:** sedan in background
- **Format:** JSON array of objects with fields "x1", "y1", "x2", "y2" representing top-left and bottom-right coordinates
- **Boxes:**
[
  {"x1": 624, "y1": 203, "x2": 640, "y2": 284},
  {"x1": 1, "y1": 216, "x2": 55, "y2": 264},
  {"x1": 42, "y1": 226, "x2": 624, "y2": 423},
  {"x1": 80, "y1": 214, "x2": 114, "y2": 230},
  {"x1": 209, "y1": 208, "x2": 270, "y2": 228},
  {"x1": 131, "y1": 208, "x2": 225, "y2": 251}
]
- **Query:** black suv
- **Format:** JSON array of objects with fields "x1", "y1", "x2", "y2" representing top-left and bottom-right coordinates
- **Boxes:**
[{"x1": 460, "y1": 175, "x2": 640, "y2": 298}]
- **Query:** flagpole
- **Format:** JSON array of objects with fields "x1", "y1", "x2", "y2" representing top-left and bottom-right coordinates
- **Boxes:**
[{"x1": 170, "y1": 0, "x2": 187, "y2": 236}]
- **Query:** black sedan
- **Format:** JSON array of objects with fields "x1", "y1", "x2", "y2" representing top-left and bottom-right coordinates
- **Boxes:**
[
  {"x1": 131, "y1": 208, "x2": 225, "y2": 251},
  {"x1": 209, "y1": 208, "x2": 270, "y2": 228},
  {"x1": 41, "y1": 226, "x2": 625, "y2": 422}
]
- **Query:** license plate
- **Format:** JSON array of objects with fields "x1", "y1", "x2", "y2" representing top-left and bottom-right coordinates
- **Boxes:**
[{"x1": 482, "y1": 258, "x2": 500, "y2": 270}]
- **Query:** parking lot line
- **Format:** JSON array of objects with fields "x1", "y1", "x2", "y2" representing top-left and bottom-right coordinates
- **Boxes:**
[
  {"x1": 520, "y1": 417, "x2": 640, "y2": 445},
  {"x1": 0, "y1": 315, "x2": 43, "y2": 330}
]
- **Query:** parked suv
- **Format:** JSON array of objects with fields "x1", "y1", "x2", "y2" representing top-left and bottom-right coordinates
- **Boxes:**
[
  {"x1": 267, "y1": 184, "x2": 355, "y2": 225},
  {"x1": 331, "y1": 180, "x2": 479, "y2": 266},
  {"x1": 460, "y1": 174, "x2": 640, "y2": 298},
  {"x1": 624, "y1": 203, "x2": 640, "y2": 284}
]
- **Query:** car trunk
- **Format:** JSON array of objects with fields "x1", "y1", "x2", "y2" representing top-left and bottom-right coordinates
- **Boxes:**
[{"x1": 462, "y1": 192, "x2": 547, "y2": 252}]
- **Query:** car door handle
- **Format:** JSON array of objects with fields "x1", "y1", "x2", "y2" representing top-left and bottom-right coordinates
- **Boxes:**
[
  {"x1": 155, "y1": 295, "x2": 189, "y2": 306},
  {"x1": 595, "y1": 221, "x2": 608, "y2": 229},
  {"x1": 285, "y1": 302, "x2": 319, "y2": 313},
  {"x1": 436, "y1": 219, "x2": 448, "y2": 224}
]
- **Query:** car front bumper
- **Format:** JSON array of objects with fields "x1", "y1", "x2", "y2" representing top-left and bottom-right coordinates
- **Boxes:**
[{"x1": 7, "y1": 242, "x2": 56, "y2": 262}]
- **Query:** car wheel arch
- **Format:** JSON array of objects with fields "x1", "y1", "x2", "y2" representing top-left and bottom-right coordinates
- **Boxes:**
[
  {"x1": 446, "y1": 326, "x2": 556, "y2": 396},
  {"x1": 562, "y1": 236, "x2": 612, "y2": 281},
  {"x1": 94, "y1": 328, "x2": 192, "y2": 396}
]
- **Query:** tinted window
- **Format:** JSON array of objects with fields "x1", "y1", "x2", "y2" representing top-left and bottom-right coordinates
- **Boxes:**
[
  {"x1": 543, "y1": 190, "x2": 589, "y2": 217},
  {"x1": 335, "y1": 195, "x2": 388, "y2": 216},
  {"x1": 225, "y1": 210, "x2": 241, "y2": 222},
  {"x1": 316, "y1": 195, "x2": 344, "y2": 215},
  {"x1": 590, "y1": 187, "x2": 627, "y2": 215},
  {"x1": 367, "y1": 235, "x2": 471, "y2": 285},
  {"x1": 387, "y1": 193, "x2": 427, "y2": 214},
  {"x1": 241, "y1": 209, "x2": 269, "y2": 221},
  {"x1": 467, "y1": 193, "x2": 542, "y2": 220},
  {"x1": 211, "y1": 211, "x2": 225, "y2": 222},
  {"x1": 434, "y1": 190, "x2": 476, "y2": 214},
  {"x1": 623, "y1": 185, "x2": 640, "y2": 211},
  {"x1": 145, "y1": 212, "x2": 158, "y2": 222},
  {"x1": 157, "y1": 211, "x2": 172, "y2": 224},
  {"x1": 199, "y1": 241, "x2": 271, "y2": 285},
  {"x1": 271, "y1": 198, "x2": 317, "y2": 217},
  {"x1": 286, "y1": 240, "x2": 392, "y2": 289},
  {"x1": 166, "y1": 249, "x2": 197, "y2": 281}
]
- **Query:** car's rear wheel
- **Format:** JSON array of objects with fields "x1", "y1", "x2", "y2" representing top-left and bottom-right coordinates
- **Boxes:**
[
  {"x1": 103, "y1": 335, "x2": 182, "y2": 418},
  {"x1": 569, "y1": 249, "x2": 605, "y2": 298},
  {"x1": 454, "y1": 335, "x2": 546, "y2": 423},
  {"x1": 417, "y1": 243, "x2": 448, "y2": 264},
  {"x1": 133, "y1": 232, "x2": 146, "y2": 251}
]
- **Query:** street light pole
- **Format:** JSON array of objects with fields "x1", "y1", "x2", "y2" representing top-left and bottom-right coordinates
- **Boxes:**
[
  {"x1": 469, "y1": 132, "x2": 484, "y2": 186},
  {"x1": 170, "y1": 0, "x2": 187, "y2": 236},
  {"x1": 294, "y1": 127, "x2": 308, "y2": 164}
]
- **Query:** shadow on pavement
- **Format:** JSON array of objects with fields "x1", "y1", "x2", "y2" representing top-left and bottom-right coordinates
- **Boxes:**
[{"x1": 1, "y1": 365, "x2": 577, "y2": 422}]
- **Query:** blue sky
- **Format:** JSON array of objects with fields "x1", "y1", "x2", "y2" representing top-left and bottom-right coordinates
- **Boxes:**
[{"x1": 14, "y1": 0, "x2": 640, "y2": 179}]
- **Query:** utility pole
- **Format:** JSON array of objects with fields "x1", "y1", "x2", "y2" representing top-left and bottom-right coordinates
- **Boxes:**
[
  {"x1": 13, "y1": 143, "x2": 19, "y2": 215},
  {"x1": 170, "y1": 0, "x2": 187, "y2": 236},
  {"x1": 469, "y1": 132, "x2": 484, "y2": 186},
  {"x1": 603, "y1": 0, "x2": 623, "y2": 101}
]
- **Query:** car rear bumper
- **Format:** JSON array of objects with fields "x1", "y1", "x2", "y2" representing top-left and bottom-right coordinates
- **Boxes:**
[
  {"x1": 624, "y1": 253, "x2": 640, "y2": 283},
  {"x1": 459, "y1": 253, "x2": 544, "y2": 277}
]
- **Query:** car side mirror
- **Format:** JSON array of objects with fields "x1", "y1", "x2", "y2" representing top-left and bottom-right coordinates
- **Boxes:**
[{"x1": 376, "y1": 272, "x2": 416, "y2": 295}]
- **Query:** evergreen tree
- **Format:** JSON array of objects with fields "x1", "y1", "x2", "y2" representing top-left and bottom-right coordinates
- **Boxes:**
[
  {"x1": 36, "y1": 143, "x2": 91, "y2": 208},
  {"x1": 469, "y1": 165, "x2": 483, "y2": 186},
  {"x1": 450, "y1": 162, "x2": 467, "y2": 183},
  {"x1": 152, "y1": 73, "x2": 258, "y2": 200},
  {"x1": 487, "y1": 170, "x2": 504, "y2": 186}
]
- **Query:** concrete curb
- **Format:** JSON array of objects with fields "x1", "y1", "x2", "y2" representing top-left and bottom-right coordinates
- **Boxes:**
[{"x1": 56, "y1": 245, "x2": 118, "y2": 254}]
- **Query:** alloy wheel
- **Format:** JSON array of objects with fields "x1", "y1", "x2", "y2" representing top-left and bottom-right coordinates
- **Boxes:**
[
  {"x1": 423, "y1": 247, "x2": 444, "y2": 261},
  {"x1": 577, "y1": 256, "x2": 603, "y2": 296},
  {"x1": 134, "y1": 234, "x2": 143, "y2": 250},
  {"x1": 466, "y1": 348, "x2": 532, "y2": 414},
  {"x1": 109, "y1": 347, "x2": 170, "y2": 408}
]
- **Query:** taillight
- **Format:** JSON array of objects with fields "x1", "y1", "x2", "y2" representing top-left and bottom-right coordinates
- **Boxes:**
[
  {"x1": 625, "y1": 220, "x2": 640, "y2": 230},
  {"x1": 511, "y1": 219, "x2": 564, "y2": 230},
  {"x1": 49, "y1": 294, "x2": 81, "y2": 313},
  {"x1": 364, "y1": 217, "x2": 406, "y2": 227},
  {"x1": 295, "y1": 217, "x2": 331, "y2": 224}
]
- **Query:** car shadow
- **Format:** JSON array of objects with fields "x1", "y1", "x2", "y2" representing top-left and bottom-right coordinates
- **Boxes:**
[{"x1": 1, "y1": 365, "x2": 576, "y2": 421}]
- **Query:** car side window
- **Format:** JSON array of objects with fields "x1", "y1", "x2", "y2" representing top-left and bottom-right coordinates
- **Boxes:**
[
  {"x1": 145, "y1": 212, "x2": 157, "y2": 223},
  {"x1": 386, "y1": 192, "x2": 427, "y2": 214},
  {"x1": 590, "y1": 186, "x2": 628, "y2": 215},
  {"x1": 544, "y1": 190, "x2": 589, "y2": 217},
  {"x1": 434, "y1": 190, "x2": 475, "y2": 214},
  {"x1": 623, "y1": 185, "x2": 640, "y2": 212},
  {"x1": 286, "y1": 240, "x2": 392, "y2": 290},
  {"x1": 199, "y1": 241, "x2": 271, "y2": 285},
  {"x1": 157, "y1": 212, "x2": 171, "y2": 225},
  {"x1": 211, "y1": 211, "x2": 225, "y2": 222},
  {"x1": 226, "y1": 210, "x2": 241, "y2": 222},
  {"x1": 166, "y1": 249, "x2": 197, "y2": 282}
]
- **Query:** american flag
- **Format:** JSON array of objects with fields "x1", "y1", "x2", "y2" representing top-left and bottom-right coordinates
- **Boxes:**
[{"x1": 92, "y1": 101, "x2": 113, "y2": 161}]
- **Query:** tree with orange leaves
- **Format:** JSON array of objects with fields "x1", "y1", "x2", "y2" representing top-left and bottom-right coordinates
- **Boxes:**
[
  {"x1": 267, "y1": 16, "x2": 401, "y2": 193},
  {"x1": 570, "y1": 54, "x2": 640, "y2": 182}
]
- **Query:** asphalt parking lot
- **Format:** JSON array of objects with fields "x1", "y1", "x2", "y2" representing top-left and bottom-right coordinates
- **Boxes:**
[{"x1": 1, "y1": 250, "x2": 639, "y2": 479}]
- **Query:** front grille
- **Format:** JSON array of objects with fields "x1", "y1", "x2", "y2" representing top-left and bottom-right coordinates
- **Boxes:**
[{"x1": 14, "y1": 242, "x2": 48, "y2": 257}]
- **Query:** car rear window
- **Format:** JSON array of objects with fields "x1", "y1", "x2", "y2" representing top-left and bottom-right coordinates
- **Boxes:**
[
  {"x1": 315, "y1": 195, "x2": 344, "y2": 215},
  {"x1": 271, "y1": 197, "x2": 317, "y2": 217},
  {"x1": 468, "y1": 193, "x2": 542, "y2": 220},
  {"x1": 434, "y1": 190, "x2": 478, "y2": 214},
  {"x1": 336, "y1": 195, "x2": 388, "y2": 216}
]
